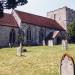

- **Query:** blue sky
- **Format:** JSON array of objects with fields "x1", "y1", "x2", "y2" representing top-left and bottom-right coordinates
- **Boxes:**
[{"x1": 5, "y1": 0, "x2": 75, "y2": 17}]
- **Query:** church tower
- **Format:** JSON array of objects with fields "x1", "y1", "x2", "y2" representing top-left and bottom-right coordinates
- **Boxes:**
[{"x1": 47, "y1": 6, "x2": 75, "y2": 31}]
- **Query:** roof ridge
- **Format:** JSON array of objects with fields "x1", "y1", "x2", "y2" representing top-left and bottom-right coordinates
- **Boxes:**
[
  {"x1": 0, "y1": 10, "x2": 65, "y2": 31},
  {"x1": 47, "y1": 6, "x2": 75, "y2": 13},
  {"x1": 15, "y1": 10, "x2": 55, "y2": 21},
  {"x1": 15, "y1": 10, "x2": 64, "y2": 31}
]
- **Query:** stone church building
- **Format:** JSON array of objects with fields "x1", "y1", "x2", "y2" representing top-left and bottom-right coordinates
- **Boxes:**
[
  {"x1": 0, "y1": 6, "x2": 75, "y2": 47},
  {"x1": 47, "y1": 6, "x2": 75, "y2": 30},
  {"x1": 47, "y1": 6, "x2": 75, "y2": 44},
  {"x1": 0, "y1": 9, "x2": 65, "y2": 47}
]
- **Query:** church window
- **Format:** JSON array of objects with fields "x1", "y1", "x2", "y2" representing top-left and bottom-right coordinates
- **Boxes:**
[
  {"x1": 59, "y1": 16, "x2": 61, "y2": 20},
  {"x1": 39, "y1": 28, "x2": 44, "y2": 44},
  {"x1": 26, "y1": 27, "x2": 31, "y2": 41},
  {"x1": 18, "y1": 28, "x2": 24, "y2": 44},
  {"x1": 54, "y1": 14, "x2": 56, "y2": 20},
  {"x1": 9, "y1": 28, "x2": 16, "y2": 46}
]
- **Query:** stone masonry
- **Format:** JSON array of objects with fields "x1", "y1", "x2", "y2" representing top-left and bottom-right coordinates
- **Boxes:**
[
  {"x1": 47, "y1": 6, "x2": 75, "y2": 31},
  {"x1": 0, "y1": 9, "x2": 65, "y2": 47},
  {"x1": 0, "y1": 26, "x2": 18, "y2": 47}
]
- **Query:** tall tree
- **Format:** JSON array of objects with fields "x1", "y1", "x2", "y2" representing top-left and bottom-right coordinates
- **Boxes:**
[
  {"x1": 0, "y1": 0, "x2": 28, "y2": 17},
  {"x1": 67, "y1": 19, "x2": 75, "y2": 42},
  {"x1": 0, "y1": 1, "x2": 3, "y2": 17},
  {"x1": 6, "y1": 0, "x2": 17, "y2": 9},
  {"x1": 6, "y1": 0, "x2": 28, "y2": 9},
  {"x1": 18, "y1": 0, "x2": 28, "y2": 5}
]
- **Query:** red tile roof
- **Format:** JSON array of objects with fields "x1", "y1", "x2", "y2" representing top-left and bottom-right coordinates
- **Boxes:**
[
  {"x1": 16, "y1": 10, "x2": 65, "y2": 31},
  {"x1": 0, "y1": 13, "x2": 18, "y2": 27},
  {"x1": 0, "y1": 11, "x2": 65, "y2": 31}
]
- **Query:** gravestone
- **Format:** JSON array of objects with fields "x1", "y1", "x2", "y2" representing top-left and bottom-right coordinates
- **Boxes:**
[
  {"x1": 60, "y1": 54, "x2": 74, "y2": 75},
  {"x1": 42, "y1": 40, "x2": 45, "y2": 46},
  {"x1": 62, "y1": 40, "x2": 68, "y2": 50},
  {"x1": 16, "y1": 43, "x2": 22, "y2": 56},
  {"x1": 48, "y1": 40, "x2": 53, "y2": 47}
]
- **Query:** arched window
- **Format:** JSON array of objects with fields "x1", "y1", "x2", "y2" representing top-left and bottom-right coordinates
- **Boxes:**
[
  {"x1": 9, "y1": 28, "x2": 16, "y2": 44},
  {"x1": 54, "y1": 14, "x2": 56, "y2": 20},
  {"x1": 39, "y1": 28, "x2": 44, "y2": 44},
  {"x1": 18, "y1": 28, "x2": 24, "y2": 44},
  {"x1": 26, "y1": 27, "x2": 31, "y2": 41}
]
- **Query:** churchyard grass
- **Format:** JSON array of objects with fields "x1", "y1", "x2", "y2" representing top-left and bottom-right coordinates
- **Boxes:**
[{"x1": 0, "y1": 44, "x2": 75, "y2": 75}]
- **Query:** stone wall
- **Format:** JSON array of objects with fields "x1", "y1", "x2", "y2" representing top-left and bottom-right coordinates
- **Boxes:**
[
  {"x1": 47, "y1": 7, "x2": 67, "y2": 30},
  {"x1": 22, "y1": 23, "x2": 41, "y2": 45},
  {"x1": 0, "y1": 26, "x2": 18, "y2": 47},
  {"x1": 47, "y1": 7, "x2": 75, "y2": 31},
  {"x1": 0, "y1": 24, "x2": 55, "y2": 47},
  {"x1": 22, "y1": 23, "x2": 55, "y2": 45}
]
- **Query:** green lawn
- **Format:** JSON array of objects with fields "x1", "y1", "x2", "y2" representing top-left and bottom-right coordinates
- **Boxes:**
[{"x1": 0, "y1": 44, "x2": 75, "y2": 75}]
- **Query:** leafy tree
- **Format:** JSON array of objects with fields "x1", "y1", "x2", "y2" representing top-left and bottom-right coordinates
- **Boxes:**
[
  {"x1": 67, "y1": 19, "x2": 75, "y2": 42},
  {"x1": 6, "y1": 0, "x2": 17, "y2": 9},
  {"x1": 18, "y1": 0, "x2": 28, "y2": 5},
  {"x1": 0, "y1": 0, "x2": 28, "y2": 17},
  {"x1": 0, "y1": 1, "x2": 3, "y2": 17},
  {"x1": 6, "y1": 0, "x2": 28, "y2": 9}
]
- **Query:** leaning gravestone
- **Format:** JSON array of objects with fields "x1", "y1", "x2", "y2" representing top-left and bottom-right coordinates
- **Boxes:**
[
  {"x1": 16, "y1": 43, "x2": 22, "y2": 56},
  {"x1": 60, "y1": 54, "x2": 74, "y2": 75},
  {"x1": 42, "y1": 40, "x2": 45, "y2": 46},
  {"x1": 16, "y1": 46, "x2": 22, "y2": 56},
  {"x1": 62, "y1": 40, "x2": 68, "y2": 50},
  {"x1": 48, "y1": 40, "x2": 53, "y2": 47}
]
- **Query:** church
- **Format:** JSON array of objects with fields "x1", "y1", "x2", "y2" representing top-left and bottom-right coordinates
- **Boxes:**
[{"x1": 0, "y1": 7, "x2": 68, "y2": 47}]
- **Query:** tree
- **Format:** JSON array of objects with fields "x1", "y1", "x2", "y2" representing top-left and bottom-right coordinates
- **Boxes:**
[
  {"x1": 0, "y1": 0, "x2": 28, "y2": 17},
  {"x1": 67, "y1": 19, "x2": 75, "y2": 43},
  {"x1": 18, "y1": 0, "x2": 28, "y2": 5},
  {"x1": 6, "y1": 0, "x2": 17, "y2": 9},
  {"x1": 6, "y1": 0, "x2": 28, "y2": 9},
  {"x1": 0, "y1": 1, "x2": 3, "y2": 17}
]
